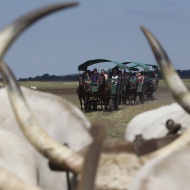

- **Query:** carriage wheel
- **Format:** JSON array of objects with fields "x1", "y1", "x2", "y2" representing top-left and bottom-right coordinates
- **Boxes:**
[
  {"x1": 138, "y1": 92, "x2": 144, "y2": 104},
  {"x1": 122, "y1": 96, "x2": 127, "y2": 105},
  {"x1": 121, "y1": 90, "x2": 127, "y2": 105},
  {"x1": 114, "y1": 95, "x2": 119, "y2": 110},
  {"x1": 108, "y1": 99, "x2": 114, "y2": 111},
  {"x1": 119, "y1": 95, "x2": 122, "y2": 105},
  {"x1": 147, "y1": 91, "x2": 154, "y2": 101},
  {"x1": 88, "y1": 101, "x2": 92, "y2": 111},
  {"x1": 92, "y1": 101, "x2": 97, "y2": 111},
  {"x1": 84, "y1": 99, "x2": 91, "y2": 112},
  {"x1": 129, "y1": 90, "x2": 136, "y2": 105},
  {"x1": 122, "y1": 91, "x2": 128, "y2": 105}
]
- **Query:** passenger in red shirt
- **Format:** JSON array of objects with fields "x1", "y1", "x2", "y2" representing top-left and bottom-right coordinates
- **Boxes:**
[{"x1": 136, "y1": 72, "x2": 144, "y2": 83}]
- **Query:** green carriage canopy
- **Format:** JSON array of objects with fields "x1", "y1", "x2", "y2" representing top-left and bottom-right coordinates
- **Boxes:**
[
  {"x1": 78, "y1": 59, "x2": 126, "y2": 71},
  {"x1": 144, "y1": 63, "x2": 159, "y2": 71},
  {"x1": 122, "y1": 62, "x2": 158, "y2": 72},
  {"x1": 122, "y1": 62, "x2": 150, "y2": 72}
]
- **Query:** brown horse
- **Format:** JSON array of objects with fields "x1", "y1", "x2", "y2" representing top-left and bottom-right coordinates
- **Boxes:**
[
  {"x1": 146, "y1": 80, "x2": 155, "y2": 101},
  {"x1": 76, "y1": 75, "x2": 91, "y2": 111},
  {"x1": 98, "y1": 75, "x2": 111, "y2": 110}
]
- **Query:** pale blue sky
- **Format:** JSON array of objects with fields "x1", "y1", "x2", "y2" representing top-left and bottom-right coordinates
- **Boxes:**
[{"x1": 0, "y1": 0, "x2": 190, "y2": 78}]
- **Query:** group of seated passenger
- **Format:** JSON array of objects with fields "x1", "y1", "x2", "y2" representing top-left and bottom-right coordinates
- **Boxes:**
[
  {"x1": 83, "y1": 68, "x2": 131, "y2": 86},
  {"x1": 83, "y1": 68, "x2": 107, "y2": 86},
  {"x1": 129, "y1": 71, "x2": 158, "y2": 83}
]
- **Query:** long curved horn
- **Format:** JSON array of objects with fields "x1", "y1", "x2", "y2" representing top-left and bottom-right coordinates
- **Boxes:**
[
  {"x1": 141, "y1": 26, "x2": 190, "y2": 113},
  {"x1": 140, "y1": 26, "x2": 190, "y2": 163},
  {"x1": 0, "y1": 61, "x2": 83, "y2": 174},
  {"x1": 0, "y1": 2, "x2": 78, "y2": 58},
  {"x1": 0, "y1": 166, "x2": 41, "y2": 190}
]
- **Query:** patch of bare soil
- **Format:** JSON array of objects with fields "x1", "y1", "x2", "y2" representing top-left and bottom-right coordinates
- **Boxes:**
[
  {"x1": 40, "y1": 87, "x2": 174, "y2": 105},
  {"x1": 153, "y1": 88, "x2": 174, "y2": 102},
  {"x1": 39, "y1": 88, "x2": 76, "y2": 95}
]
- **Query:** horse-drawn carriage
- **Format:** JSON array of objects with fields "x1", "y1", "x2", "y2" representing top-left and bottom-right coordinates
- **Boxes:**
[
  {"x1": 77, "y1": 59, "x2": 126, "y2": 111},
  {"x1": 122, "y1": 62, "x2": 159, "y2": 104}
]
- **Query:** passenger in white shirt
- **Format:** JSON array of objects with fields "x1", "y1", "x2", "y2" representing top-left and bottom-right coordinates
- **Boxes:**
[{"x1": 111, "y1": 72, "x2": 118, "y2": 84}]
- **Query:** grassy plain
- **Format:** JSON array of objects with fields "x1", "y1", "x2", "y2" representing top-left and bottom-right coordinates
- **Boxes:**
[
  {"x1": 18, "y1": 79, "x2": 190, "y2": 139},
  {"x1": 19, "y1": 81, "x2": 78, "y2": 89}
]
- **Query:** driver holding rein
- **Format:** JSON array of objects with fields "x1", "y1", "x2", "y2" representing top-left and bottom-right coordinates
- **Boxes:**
[{"x1": 90, "y1": 68, "x2": 100, "y2": 85}]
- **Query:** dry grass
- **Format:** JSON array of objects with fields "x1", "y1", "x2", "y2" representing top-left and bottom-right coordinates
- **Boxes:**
[
  {"x1": 19, "y1": 79, "x2": 189, "y2": 139},
  {"x1": 19, "y1": 81, "x2": 78, "y2": 89},
  {"x1": 158, "y1": 79, "x2": 190, "y2": 89},
  {"x1": 85, "y1": 100, "x2": 174, "y2": 139},
  {"x1": 18, "y1": 79, "x2": 190, "y2": 90}
]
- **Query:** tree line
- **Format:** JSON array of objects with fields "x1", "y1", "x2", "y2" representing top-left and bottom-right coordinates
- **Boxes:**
[
  {"x1": 18, "y1": 73, "x2": 79, "y2": 81},
  {"x1": 1, "y1": 69, "x2": 188, "y2": 82}
]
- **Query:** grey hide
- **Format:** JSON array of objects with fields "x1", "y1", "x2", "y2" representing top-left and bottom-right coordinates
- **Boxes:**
[
  {"x1": 0, "y1": 86, "x2": 92, "y2": 190},
  {"x1": 125, "y1": 103, "x2": 190, "y2": 142},
  {"x1": 129, "y1": 146, "x2": 190, "y2": 190},
  {"x1": 0, "y1": 130, "x2": 37, "y2": 185}
]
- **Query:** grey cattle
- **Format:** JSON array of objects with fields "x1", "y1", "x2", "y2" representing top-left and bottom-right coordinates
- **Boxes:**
[
  {"x1": 129, "y1": 146, "x2": 190, "y2": 190},
  {"x1": 125, "y1": 102, "x2": 190, "y2": 142},
  {"x1": 0, "y1": 130, "x2": 37, "y2": 186},
  {"x1": 0, "y1": 2, "x2": 93, "y2": 190},
  {"x1": 0, "y1": 86, "x2": 91, "y2": 190}
]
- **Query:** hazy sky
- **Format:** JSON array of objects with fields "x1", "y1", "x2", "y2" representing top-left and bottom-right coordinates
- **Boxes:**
[{"x1": 0, "y1": 0, "x2": 190, "y2": 78}]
